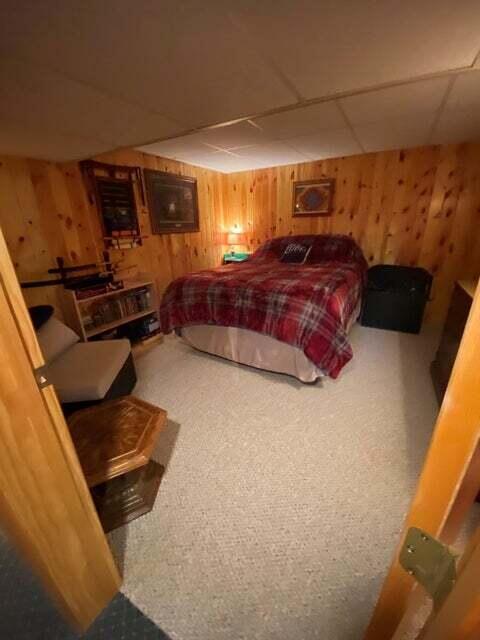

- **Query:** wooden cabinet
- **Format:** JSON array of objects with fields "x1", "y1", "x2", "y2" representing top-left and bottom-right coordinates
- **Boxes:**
[{"x1": 431, "y1": 280, "x2": 478, "y2": 403}]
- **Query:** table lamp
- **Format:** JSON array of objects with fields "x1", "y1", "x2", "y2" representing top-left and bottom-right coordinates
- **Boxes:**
[{"x1": 226, "y1": 231, "x2": 246, "y2": 256}]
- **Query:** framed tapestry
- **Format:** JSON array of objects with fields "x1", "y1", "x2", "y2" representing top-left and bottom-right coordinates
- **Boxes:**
[
  {"x1": 292, "y1": 178, "x2": 335, "y2": 217},
  {"x1": 144, "y1": 169, "x2": 199, "y2": 234}
]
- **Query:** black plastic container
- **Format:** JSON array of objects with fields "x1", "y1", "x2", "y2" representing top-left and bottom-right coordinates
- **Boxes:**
[{"x1": 361, "y1": 265, "x2": 432, "y2": 334}]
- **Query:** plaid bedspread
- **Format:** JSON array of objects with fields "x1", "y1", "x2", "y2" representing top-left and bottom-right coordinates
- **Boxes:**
[{"x1": 160, "y1": 252, "x2": 366, "y2": 378}]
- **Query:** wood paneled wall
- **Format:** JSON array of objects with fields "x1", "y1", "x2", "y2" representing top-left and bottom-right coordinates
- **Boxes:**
[
  {"x1": 2, "y1": 143, "x2": 480, "y2": 325},
  {"x1": 222, "y1": 143, "x2": 480, "y2": 324},
  {"x1": 0, "y1": 150, "x2": 225, "y2": 319}
]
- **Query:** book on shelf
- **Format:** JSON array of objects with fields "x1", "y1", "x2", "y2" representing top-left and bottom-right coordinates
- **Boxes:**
[{"x1": 82, "y1": 287, "x2": 153, "y2": 328}]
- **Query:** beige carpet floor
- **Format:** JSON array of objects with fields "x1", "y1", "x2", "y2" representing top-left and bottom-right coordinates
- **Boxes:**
[{"x1": 109, "y1": 325, "x2": 442, "y2": 640}]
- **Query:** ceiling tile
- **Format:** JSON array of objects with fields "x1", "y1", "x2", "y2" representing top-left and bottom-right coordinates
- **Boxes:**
[
  {"x1": 173, "y1": 151, "x2": 237, "y2": 166},
  {"x1": 253, "y1": 101, "x2": 345, "y2": 140},
  {"x1": 354, "y1": 114, "x2": 434, "y2": 152},
  {"x1": 0, "y1": 57, "x2": 183, "y2": 149},
  {"x1": 340, "y1": 77, "x2": 450, "y2": 126},
  {"x1": 0, "y1": 120, "x2": 111, "y2": 161},
  {"x1": 137, "y1": 134, "x2": 219, "y2": 159},
  {"x1": 286, "y1": 128, "x2": 362, "y2": 159},
  {"x1": 431, "y1": 71, "x2": 480, "y2": 144},
  {"x1": 197, "y1": 153, "x2": 266, "y2": 173},
  {"x1": 233, "y1": 1, "x2": 480, "y2": 99},
  {"x1": 430, "y1": 108, "x2": 480, "y2": 145},
  {"x1": 445, "y1": 71, "x2": 480, "y2": 110},
  {"x1": 114, "y1": 113, "x2": 185, "y2": 147},
  {"x1": 234, "y1": 142, "x2": 309, "y2": 167},
  {"x1": 1, "y1": 1, "x2": 480, "y2": 162},
  {"x1": 0, "y1": 1, "x2": 295, "y2": 129},
  {"x1": 196, "y1": 121, "x2": 267, "y2": 150}
]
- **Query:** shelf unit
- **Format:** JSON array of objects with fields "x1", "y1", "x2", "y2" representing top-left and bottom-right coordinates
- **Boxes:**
[
  {"x1": 62, "y1": 278, "x2": 160, "y2": 346},
  {"x1": 85, "y1": 308, "x2": 156, "y2": 338}
]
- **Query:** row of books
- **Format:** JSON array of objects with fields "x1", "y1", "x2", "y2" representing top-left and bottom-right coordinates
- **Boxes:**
[{"x1": 82, "y1": 288, "x2": 152, "y2": 329}]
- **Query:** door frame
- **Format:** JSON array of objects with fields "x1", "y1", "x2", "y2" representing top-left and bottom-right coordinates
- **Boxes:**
[
  {"x1": 364, "y1": 280, "x2": 480, "y2": 639},
  {"x1": 0, "y1": 227, "x2": 121, "y2": 631}
]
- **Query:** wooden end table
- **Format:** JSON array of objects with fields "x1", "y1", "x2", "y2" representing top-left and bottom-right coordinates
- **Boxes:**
[{"x1": 68, "y1": 395, "x2": 167, "y2": 532}]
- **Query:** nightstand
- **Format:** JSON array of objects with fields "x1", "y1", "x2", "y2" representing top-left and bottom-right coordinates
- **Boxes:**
[{"x1": 223, "y1": 252, "x2": 251, "y2": 265}]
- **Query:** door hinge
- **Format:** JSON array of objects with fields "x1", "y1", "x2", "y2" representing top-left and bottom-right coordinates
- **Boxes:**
[
  {"x1": 34, "y1": 365, "x2": 50, "y2": 389},
  {"x1": 399, "y1": 527, "x2": 457, "y2": 610}
]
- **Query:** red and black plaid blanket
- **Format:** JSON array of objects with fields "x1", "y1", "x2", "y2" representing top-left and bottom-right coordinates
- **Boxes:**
[{"x1": 160, "y1": 235, "x2": 367, "y2": 378}]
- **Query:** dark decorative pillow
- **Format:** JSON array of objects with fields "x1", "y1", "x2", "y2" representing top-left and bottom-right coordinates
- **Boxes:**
[
  {"x1": 28, "y1": 305, "x2": 54, "y2": 330},
  {"x1": 280, "y1": 242, "x2": 312, "y2": 264},
  {"x1": 250, "y1": 234, "x2": 367, "y2": 271}
]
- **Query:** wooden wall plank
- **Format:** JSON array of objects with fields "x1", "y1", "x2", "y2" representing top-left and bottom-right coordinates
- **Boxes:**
[
  {"x1": 2, "y1": 142, "x2": 480, "y2": 326},
  {"x1": 222, "y1": 143, "x2": 480, "y2": 325},
  {"x1": 0, "y1": 150, "x2": 225, "y2": 320}
]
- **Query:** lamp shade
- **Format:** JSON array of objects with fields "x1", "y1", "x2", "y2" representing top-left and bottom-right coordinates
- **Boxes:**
[{"x1": 226, "y1": 232, "x2": 246, "y2": 245}]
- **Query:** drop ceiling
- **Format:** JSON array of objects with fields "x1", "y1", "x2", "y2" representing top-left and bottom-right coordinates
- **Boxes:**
[{"x1": 1, "y1": 1, "x2": 480, "y2": 170}]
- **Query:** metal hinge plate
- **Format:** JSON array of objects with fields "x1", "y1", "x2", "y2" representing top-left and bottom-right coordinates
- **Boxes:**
[
  {"x1": 34, "y1": 365, "x2": 50, "y2": 389},
  {"x1": 399, "y1": 527, "x2": 457, "y2": 610}
]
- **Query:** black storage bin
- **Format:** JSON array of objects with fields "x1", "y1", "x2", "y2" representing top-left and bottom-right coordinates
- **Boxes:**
[{"x1": 361, "y1": 265, "x2": 432, "y2": 334}]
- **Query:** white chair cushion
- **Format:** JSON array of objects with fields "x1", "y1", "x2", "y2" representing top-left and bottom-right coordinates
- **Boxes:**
[
  {"x1": 37, "y1": 316, "x2": 80, "y2": 364},
  {"x1": 46, "y1": 339, "x2": 131, "y2": 402}
]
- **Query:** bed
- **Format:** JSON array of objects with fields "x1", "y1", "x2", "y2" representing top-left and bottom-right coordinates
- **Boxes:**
[{"x1": 160, "y1": 234, "x2": 367, "y2": 382}]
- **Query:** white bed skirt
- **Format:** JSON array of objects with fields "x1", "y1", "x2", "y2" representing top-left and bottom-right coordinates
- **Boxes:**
[
  {"x1": 180, "y1": 325, "x2": 324, "y2": 382},
  {"x1": 178, "y1": 299, "x2": 360, "y2": 382}
]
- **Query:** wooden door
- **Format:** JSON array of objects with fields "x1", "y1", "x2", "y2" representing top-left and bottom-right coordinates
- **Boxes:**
[
  {"x1": 0, "y1": 228, "x2": 121, "y2": 631},
  {"x1": 364, "y1": 279, "x2": 480, "y2": 639}
]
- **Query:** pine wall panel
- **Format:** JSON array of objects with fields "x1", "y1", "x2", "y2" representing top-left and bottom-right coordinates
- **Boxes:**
[
  {"x1": 1, "y1": 143, "x2": 480, "y2": 326},
  {"x1": 222, "y1": 143, "x2": 480, "y2": 324},
  {"x1": 0, "y1": 150, "x2": 226, "y2": 319}
]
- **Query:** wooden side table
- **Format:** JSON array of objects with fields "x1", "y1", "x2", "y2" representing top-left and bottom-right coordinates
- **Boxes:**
[
  {"x1": 222, "y1": 252, "x2": 251, "y2": 264},
  {"x1": 68, "y1": 395, "x2": 167, "y2": 532}
]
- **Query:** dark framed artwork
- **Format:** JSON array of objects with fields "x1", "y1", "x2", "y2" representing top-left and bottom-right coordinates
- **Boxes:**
[
  {"x1": 292, "y1": 178, "x2": 335, "y2": 217},
  {"x1": 144, "y1": 169, "x2": 199, "y2": 234},
  {"x1": 95, "y1": 176, "x2": 139, "y2": 236}
]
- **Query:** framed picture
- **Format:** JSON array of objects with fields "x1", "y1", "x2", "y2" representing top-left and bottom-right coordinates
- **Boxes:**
[
  {"x1": 292, "y1": 178, "x2": 335, "y2": 217},
  {"x1": 144, "y1": 169, "x2": 199, "y2": 234}
]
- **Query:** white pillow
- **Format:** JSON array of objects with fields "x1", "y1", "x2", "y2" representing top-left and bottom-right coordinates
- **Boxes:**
[{"x1": 37, "y1": 316, "x2": 80, "y2": 364}]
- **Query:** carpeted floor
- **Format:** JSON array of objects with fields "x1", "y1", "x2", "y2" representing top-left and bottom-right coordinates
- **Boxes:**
[
  {"x1": 0, "y1": 531, "x2": 171, "y2": 640},
  {"x1": 108, "y1": 325, "x2": 442, "y2": 640}
]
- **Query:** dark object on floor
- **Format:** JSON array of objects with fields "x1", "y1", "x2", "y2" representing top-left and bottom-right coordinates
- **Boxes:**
[
  {"x1": 92, "y1": 461, "x2": 165, "y2": 533},
  {"x1": 62, "y1": 351, "x2": 137, "y2": 416},
  {"x1": 68, "y1": 396, "x2": 167, "y2": 532},
  {"x1": 361, "y1": 264, "x2": 432, "y2": 334},
  {"x1": 118, "y1": 315, "x2": 159, "y2": 342},
  {"x1": 28, "y1": 305, "x2": 54, "y2": 329},
  {"x1": 0, "y1": 535, "x2": 170, "y2": 640},
  {"x1": 431, "y1": 280, "x2": 476, "y2": 404}
]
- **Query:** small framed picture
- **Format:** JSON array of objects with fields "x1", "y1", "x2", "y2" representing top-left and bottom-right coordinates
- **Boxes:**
[
  {"x1": 144, "y1": 169, "x2": 199, "y2": 234},
  {"x1": 292, "y1": 178, "x2": 335, "y2": 217}
]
